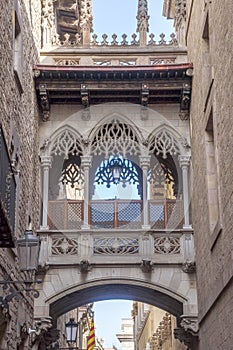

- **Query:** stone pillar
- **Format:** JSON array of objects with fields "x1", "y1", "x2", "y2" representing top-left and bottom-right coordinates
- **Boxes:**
[
  {"x1": 137, "y1": 0, "x2": 149, "y2": 46},
  {"x1": 140, "y1": 155, "x2": 151, "y2": 229},
  {"x1": 81, "y1": 156, "x2": 92, "y2": 229},
  {"x1": 40, "y1": 156, "x2": 52, "y2": 230},
  {"x1": 179, "y1": 155, "x2": 192, "y2": 229}
]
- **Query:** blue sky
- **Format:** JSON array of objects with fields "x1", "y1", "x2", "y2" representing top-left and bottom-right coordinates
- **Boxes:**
[
  {"x1": 93, "y1": 300, "x2": 133, "y2": 349},
  {"x1": 92, "y1": 0, "x2": 174, "y2": 40},
  {"x1": 87, "y1": 1, "x2": 174, "y2": 349}
]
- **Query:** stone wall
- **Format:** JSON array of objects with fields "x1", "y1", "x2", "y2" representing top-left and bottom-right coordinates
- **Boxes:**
[
  {"x1": 0, "y1": 0, "x2": 40, "y2": 348},
  {"x1": 186, "y1": 0, "x2": 233, "y2": 348}
]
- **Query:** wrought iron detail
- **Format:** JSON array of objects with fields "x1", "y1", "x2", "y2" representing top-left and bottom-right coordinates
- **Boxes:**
[
  {"x1": 154, "y1": 236, "x2": 180, "y2": 254},
  {"x1": 95, "y1": 156, "x2": 139, "y2": 188},
  {"x1": 51, "y1": 237, "x2": 78, "y2": 255},
  {"x1": 0, "y1": 274, "x2": 42, "y2": 309},
  {"x1": 94, "y1": 237, "x2": 139, "y2": 255},
  {"x1": 148, "y1": 161, "x2": 175, "y2": 197},
  {"x1": 61, "y1": 155, "x2": 84, "y2": 188}
]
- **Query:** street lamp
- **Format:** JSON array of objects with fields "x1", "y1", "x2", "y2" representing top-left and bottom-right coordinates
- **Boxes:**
[
  {"x1": 65, "y1": 318, "x2": 79, "y2": 349},
  {"x1": 0, "y1": 229, "x2": 41, "y2": 308},
  {"x1": 110, "y1": 156, "x2": 123, "y2": 183},
  {"x1": 17, "y1": 229, "x2": 40, "y2": 271}
]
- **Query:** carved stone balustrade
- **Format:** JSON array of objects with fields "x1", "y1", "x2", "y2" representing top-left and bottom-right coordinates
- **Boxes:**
[{"x1": 37, "y1": 225, "x2": 193, "y2": 267}]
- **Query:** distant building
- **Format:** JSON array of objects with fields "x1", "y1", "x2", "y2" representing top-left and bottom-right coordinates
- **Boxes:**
[
  {"x1": 116, "y1": 318, "x2": 134, "y2": 350},
  {"x1": 132, "y1": 302, "x2": 187, "y2": 350}
]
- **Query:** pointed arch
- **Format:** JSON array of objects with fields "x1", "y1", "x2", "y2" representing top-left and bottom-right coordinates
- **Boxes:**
[
  {"x1": 43, "y1": 125, "x2": 84, "y2": 157},
  {"x1": 89, "y1": 113, "x2": 143, "y2": 158},
  {"x1": 146, "y1": 123, "x2": 186, "y2": 159}
]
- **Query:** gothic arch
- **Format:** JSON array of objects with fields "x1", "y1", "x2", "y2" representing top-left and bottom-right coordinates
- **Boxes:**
[
  {"x1": 146, "y1": 124, "x2": 187, "y2": 159},
  {"x1": 89, "y1": 110, "x2": 143, "y2": 141},
  {"x1": 88, "y1": 112, "x2": 143, "y2": 158},
  {"x1": 40, "y1": 125, "x2": 84, "y2": 157}
]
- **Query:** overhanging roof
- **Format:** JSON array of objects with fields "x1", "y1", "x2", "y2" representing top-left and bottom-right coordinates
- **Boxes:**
[{"x1": 34, "y1": 63, "x2": 193, "y2": 120}]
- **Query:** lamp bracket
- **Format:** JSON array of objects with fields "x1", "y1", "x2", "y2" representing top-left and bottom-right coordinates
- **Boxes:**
[{"x1": 0, "y1": 274, "x2": 42, "y2": 309}]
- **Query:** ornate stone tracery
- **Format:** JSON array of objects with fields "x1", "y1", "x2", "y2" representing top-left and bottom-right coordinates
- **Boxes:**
[
  {"x1": 148, "y1": 129, "x2": 181, "y2": 159},
  {"x1": 154, "y1": 236, "x2": 181, "y2": 254},
  {"x1": 91, "y1": 119, "x2": 141, "y2": 158},
  {"x1": 51, "y1": 237, "x2": 79, "y2": 255},
  {"x1": 49, "y1": 129, "x2": 83, "y2": 158},
  {"x1": 93, "y1": 237, "x2": 139, "y2": 255}
]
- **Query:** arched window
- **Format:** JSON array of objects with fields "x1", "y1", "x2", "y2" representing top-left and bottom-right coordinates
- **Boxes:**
[{"x1": 92, "y1": 155, "x2": 142, "y2": 200}]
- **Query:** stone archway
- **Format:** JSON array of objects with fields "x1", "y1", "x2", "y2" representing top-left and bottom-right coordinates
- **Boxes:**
[{"x1": 49, "y1": 280, "x2": 184, "y2": 321}]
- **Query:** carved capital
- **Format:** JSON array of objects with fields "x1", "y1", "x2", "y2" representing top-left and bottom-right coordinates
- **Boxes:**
[
  {"x1": 178, "y1": 154, "x2": 191, "y2": 168},
  {"x1": 139, "y1": 155, "x2": 151, "y2": 169},
  {"x1": 81, "y1": 155, "x2": 92, "y2": 169},
  {"x1": 40, "y1": 155, "x2": 52, "y2": 168}
]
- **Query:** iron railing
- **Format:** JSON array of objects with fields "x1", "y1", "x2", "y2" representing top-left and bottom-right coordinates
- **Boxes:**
[
  {"x1": 0, "y1": 126, "x2": 16, "y2": 246},
  {"x1": 47, "y1": 199, "x2": 183, "y2": 230}
]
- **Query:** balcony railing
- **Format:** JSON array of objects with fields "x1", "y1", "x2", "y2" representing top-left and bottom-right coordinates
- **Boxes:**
[
  {"x1": 0, "y1": 127, "x2": 16, "y2": 247},
  {"x1": 47, "y1": 199, "x2": 183, "y2": 230}
]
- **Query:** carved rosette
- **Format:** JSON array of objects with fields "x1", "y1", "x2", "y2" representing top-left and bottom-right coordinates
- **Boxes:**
[{"x1": 51, "y1": 237, "x2": 79, "y2": 255}]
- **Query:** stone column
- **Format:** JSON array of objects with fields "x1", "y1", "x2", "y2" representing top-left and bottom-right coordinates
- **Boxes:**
[
  {"x1": 81, "y1": 156, "x2": 92, "y2": 229},
  {"x1": 40, "y1": 156, "x2": 52, "y2": 230},
  {"x1": 179, "y1": 155, "x2": 192, "y2": 229},
  {"x1": 140, "y1": 155, "x2": 151, "y2": 229}
]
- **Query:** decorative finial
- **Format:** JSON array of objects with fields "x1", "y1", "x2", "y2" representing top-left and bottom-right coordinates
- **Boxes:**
[{"x1": 136, "y1": 0, "x2": 149, "y2": 45}]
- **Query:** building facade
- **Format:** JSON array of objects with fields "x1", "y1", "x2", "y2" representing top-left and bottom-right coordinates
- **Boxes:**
[
  {"x1": 165, "y1": 0, "x2": 233, "y2": 348},
  {"x1": 0, "y1": 0, "x2": 41, "y2": 349},
  {"x1": 133, "y1": 302, "x2": 187, "y2": 350},
  {"x1": 0, "y1": 0, "x2": 232, "y2": 349}
]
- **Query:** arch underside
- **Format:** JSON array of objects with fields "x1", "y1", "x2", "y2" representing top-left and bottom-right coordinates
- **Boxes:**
[{"x1": 50, "y1": 283, "x2": 183, "y2": 321}]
